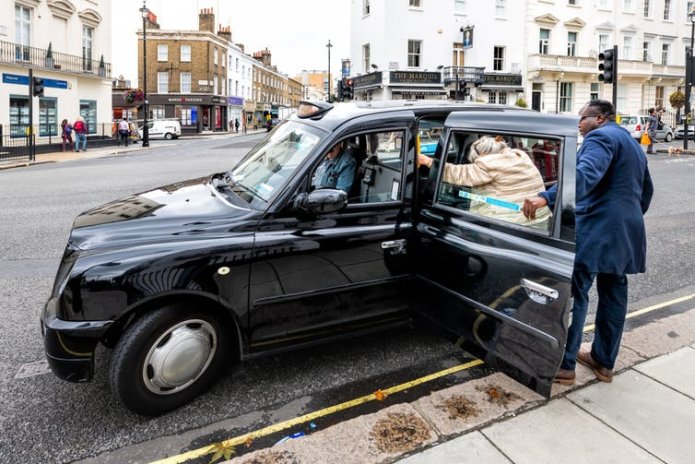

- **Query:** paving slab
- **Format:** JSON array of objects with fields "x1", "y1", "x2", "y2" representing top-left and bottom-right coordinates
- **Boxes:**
[
  {"x1": 481, "y1": 398, "x2": 662, "y2": 464},
  {"x1": 622, "y1": 308, "x2": 695, "y2": 358},
  {"x1": 568, "y1": 369, "x2": 695, "y2": 464},
  {"x1": 633, "y1": 346, "x2": 695, "y2": 400},
  {"x1": 413, "y1": 372, "x2": 543, "y2": 438},
  {"x1": 225, "y1": 403, "x2": 437, "y2": 464},
  {"x1": 396, "y1": 431, "x2": 511, "y2": 464}
]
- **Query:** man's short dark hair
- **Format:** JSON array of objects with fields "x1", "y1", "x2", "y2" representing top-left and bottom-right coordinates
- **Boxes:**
[{"x1": 586, "y1": 100, "x2": 616, "y2": 119}]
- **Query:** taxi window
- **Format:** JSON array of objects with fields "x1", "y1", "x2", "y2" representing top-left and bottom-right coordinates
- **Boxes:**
[{"x1": 434, "y1": 131, "x2": 560, "y2": 233}]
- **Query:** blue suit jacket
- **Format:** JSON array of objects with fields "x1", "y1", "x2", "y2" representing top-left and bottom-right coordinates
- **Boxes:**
[{"x1": 541, "y1": 121, "x2": 653, "y2": 274}]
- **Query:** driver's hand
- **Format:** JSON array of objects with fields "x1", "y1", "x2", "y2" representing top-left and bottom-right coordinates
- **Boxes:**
[
  {"x1": 522, "y1": 196, "x2": 548, "y2": 220},
  {"x1": 417, "y1": 153, "x2": 433, "y2": 168}
]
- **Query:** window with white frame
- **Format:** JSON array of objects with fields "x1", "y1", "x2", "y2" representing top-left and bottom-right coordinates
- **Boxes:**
[
  {"x1": 644, "y1": 0, "x2": 650, "y2": 17},
  {"x1": 409, "y1": 0, "x2": 421, "y2": 7},
  {"x1": 454, "y1": 0, "x2": 465, "y2": 13},
  {"x1": 598, "y1": 0, "x2": 609, "y2": 8},
  {"x1": 539, "y1": 29, "x2": 550, "y2": 54},
  {"x1": 643, "y1": 41, "x2": 651, "y2": 61},
  {"x1": 495, "y1": 0, "x2": 506, "y2": 17},
  {"x1": 661, "y1": 43, "x2": 670, "y2": 65},
  {"x1": 488, "y1": 91, "x2": 497, "y2": 104},
  {"x1": 568, "y1": 0, "x2": 578, "y2": 5},
  {"x1": 82, "y1": 26, "x2": 94, "y2": 71},
  {"x1": 663, "y1": 0, "x2": 671, "y2": 19},
  {"x1": 493, "y1": 46, "x2": 504, "y2": 71},
  {"x1": 623, "y1": 0, "x2": 633, "y2": 11},
  {"x1": 214, "y1": 75, "x2": 218, "y2": 95},
  {"x1": 617, "y1": 84, "x2": 627, "y2": 109},
  {"x1": 15, "y1": 4, "x2": 31, "y2": 61},
  {"x1": 363, "y1": 0, "x2": 370, "y2": 15},
  {"x1": 590, "y1": 83, "x2": 599, "y2": 100},
  {"x1": 623, "y1": 36, "x2": 633, "y2": 59},
  {"x1": 408, "y1": 40, "x2": 422, "y2": 67},
  {"x1": 559, "y1": 82, "x2": 573, "y2": 113},
  {"x1": 214, "y1": 48, "x2": 218, "y2": 66},
  {"x1": 180, "y1": 72, "x2": 191, "y2": 93},
  {"x1": 567, "y1": 32, "x2": 577, "y2": 56},
  {"x1": 655, "y1": 86, "x2": 664, "y2": 108},
  {"x1": 180, "y1": 45, "x2": 191, "y2": 62},
  {"x1": 157, "y1": 72, "x2": 169, "y2": 93},
  {"x1": 363, "y1": 43, "x2": 371, "y2": 71},
  {"x1": 157, "y1": 44, "x2": 168, "y2": 62},
  {"x1": 236, "y1": 58, "x2": 239, "y2": 71},
  {"x1": 598, "y1": 34, "x2": 609, "y2": 52},
  {"x1": 498, "y1": 91, "x2": 507, "y2": 105}
]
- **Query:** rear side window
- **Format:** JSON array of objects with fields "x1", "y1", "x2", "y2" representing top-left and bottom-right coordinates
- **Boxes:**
[{"x1": 434, "y1": 131, "x2": 561, "y2": 233}]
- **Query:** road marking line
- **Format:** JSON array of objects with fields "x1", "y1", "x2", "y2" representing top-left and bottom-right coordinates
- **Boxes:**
[
  {"x1": 584, "y1": 293, "x2": 695, "y2": 333},
  {"x1": 151, "y1": 293, "x2": 695, "y2": 464},
  {"x1": 149, "y1": 359, "x2": 483, "y2": 464}
]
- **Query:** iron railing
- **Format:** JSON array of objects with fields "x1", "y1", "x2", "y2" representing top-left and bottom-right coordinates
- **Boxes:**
[
  {"x1": 0, "y1": 40, "x2": 111, "y2": 77},
  {"x1": 0, "y1": 123, "x2": 117, "y2": 145},
  {"x1": 0, "y1": 134, "x2": 33, "y2": 162}
]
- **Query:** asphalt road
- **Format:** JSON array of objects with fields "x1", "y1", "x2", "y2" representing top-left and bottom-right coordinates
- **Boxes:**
[{"x1": 0, "y1": 136, "x2": 693, "y2": 463}]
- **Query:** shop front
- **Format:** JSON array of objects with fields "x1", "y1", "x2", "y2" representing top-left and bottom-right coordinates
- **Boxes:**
[
  {"x1": 480, "y1": 73, "x2": 524, "y2": 105},
  {"x1": 389, "y1": 71, "x2": 447, "y2": 100},
  {"x1": 147, "y1": 94, "x2": 228, "y2": 134},
  {"x1": 228, "y1": 96, "x2": 243, "y2": 132}
]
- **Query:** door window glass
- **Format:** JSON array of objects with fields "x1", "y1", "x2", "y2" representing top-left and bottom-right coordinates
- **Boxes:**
[
  {"x1": 39, "y1": 97, "x2": 58, "y2": 136},
  {"x1": 434, "y1": 131, "x2": 561, "y2": 232}
]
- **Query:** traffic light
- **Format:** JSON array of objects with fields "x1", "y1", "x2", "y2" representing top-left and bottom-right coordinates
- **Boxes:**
[
  {"x1": 343, "y1": 78, "x2": 354, "y2": 100},
  {"x1": 598, "y1": 49, "x2": 617, "y2": 84},
  {"x1": 32, "y1": 76, "x2": 44, "y2": 97}
]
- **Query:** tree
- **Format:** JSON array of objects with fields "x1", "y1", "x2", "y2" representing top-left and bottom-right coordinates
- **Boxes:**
[
  {"x1": 514, "y1": 97, "x2": 528, "y2": 108},
  {"x1": 670, "y1": 90, "x2": 685, "y2": 123}
]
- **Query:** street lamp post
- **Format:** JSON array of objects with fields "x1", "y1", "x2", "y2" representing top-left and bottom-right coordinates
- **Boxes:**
[
  {"x1": 140, "y1": 0, "x2": 150, "y2": 147},
  {"x1": 326, "y1": 40, "x2": 333, "y2": 102},
  {"x1": 685, "y1": 9, "x2": 695, "y2": 150}
]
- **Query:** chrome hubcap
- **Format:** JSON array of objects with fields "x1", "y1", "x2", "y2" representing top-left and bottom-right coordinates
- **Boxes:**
[{"x1": 143, "y1": 319, "x2": 217, "y2": 395}]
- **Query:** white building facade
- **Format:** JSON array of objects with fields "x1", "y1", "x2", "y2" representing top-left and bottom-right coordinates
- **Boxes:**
[
  {"x1": 227, "y1": 44, "x2": 255, "y2": 130},
  {"x1": 350, "y1": 0, "x2": 690, "y2": 117},
  {"x1": 1, "y1": 0, "x2": 113, "y2": 141}
]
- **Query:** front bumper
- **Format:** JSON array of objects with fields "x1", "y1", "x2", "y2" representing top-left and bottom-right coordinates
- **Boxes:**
[{"x1": 41, "y1": 298, "x2": 113, "y2": 383}]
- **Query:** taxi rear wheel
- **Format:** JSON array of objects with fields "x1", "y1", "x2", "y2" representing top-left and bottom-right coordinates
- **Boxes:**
[{"x1": 108, "y1": 304, "x2": 230, "y2": 415}]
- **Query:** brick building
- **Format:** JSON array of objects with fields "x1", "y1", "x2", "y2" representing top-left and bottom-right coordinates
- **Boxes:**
[{"x1": 136, "y1": 8, "x2": 229, "y2": 133}]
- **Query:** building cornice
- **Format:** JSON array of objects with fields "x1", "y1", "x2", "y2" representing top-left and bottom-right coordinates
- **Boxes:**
[
  {"x1": 78, "y1": 8, "x2": 102, "y2": 27},
  {"x1": 534, "y1": 14, "x2": 560, "y2": 26},
  {"x1": 47, "y1": 0, "x2": 76, "y2": 19}
]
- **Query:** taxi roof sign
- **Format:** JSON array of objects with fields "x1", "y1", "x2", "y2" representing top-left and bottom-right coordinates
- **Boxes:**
[{"x1": 297, "y1": 100, "x2": 334, "y2": 119}]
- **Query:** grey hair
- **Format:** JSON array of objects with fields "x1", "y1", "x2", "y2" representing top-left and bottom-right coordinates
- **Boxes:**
[{"x1": 468, "y1": 136, "x2": 508, "y2": 162}]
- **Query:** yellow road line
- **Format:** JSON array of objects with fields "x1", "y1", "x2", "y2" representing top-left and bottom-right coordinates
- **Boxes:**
[
  {"x1": 584, "y1": 292, "x2": 695, "y2": 333},
  {"x1": 150, "y1": 359, "x2": 483, "y2": 464},
  {"x1": 152, "y1": 293, "x2": 694, "y2": 464}
]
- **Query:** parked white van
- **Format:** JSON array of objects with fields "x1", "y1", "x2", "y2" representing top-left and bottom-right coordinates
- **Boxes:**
[{"x1": 138, "y1": 120, "x2": 181, "y2": 140}]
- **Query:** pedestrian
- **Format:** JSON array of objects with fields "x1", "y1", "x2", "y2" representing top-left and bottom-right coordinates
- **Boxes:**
[
  {"x1": 522, "y1": 99, "x2": 653, "y2": 385},
  {"x1": 60, "y1": 118, "x2": 73, "y2": 152},
  {"x1": 234, "y1": 118, "x2": 239, "y2": 133},
  {"x1": 645, "y1": 107, "x2": 658, "y2": 154},
  {"x1": 117, "y1": 118, "x2": 130, "y2": 147},
  {"x1": 73, "y1": 116, "x2": 88, "y2": 152}
]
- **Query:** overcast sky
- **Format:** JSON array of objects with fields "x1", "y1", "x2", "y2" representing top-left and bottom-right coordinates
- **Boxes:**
[{"x1": 112, "y1": 0, "x2": 351, "y2": 86}]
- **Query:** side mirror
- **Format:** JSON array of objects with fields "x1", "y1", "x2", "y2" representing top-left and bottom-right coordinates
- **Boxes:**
[{"x1": 294, "y1": 189, "x2": 348, "y2": 214}]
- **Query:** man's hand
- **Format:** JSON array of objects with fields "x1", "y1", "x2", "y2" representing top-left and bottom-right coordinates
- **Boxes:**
[
  {"x1": 417, "y1": 153, "x2": 433, "y2": 168},
  {"x1": 522, "y1": 196, "x2": 548, "y2": 220}
]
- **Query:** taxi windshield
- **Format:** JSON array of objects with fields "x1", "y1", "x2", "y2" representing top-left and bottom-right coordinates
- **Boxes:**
[{"x1": 226, "y1": 121, "x2": 325, "y2": 208}]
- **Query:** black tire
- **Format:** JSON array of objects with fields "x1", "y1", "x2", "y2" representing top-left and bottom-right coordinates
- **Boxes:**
[
  {"x1": 108, "y1": 304, "x2": 230, "y2": 415},
  {"x1": 665, "y1": 133, "x2": 673, "y2": 142},
  {"x1": 164, "y1": 132, "x2": 173, "y2": 140}
]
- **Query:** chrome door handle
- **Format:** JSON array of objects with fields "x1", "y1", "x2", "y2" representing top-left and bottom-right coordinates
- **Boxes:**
[
  {"x1": 381, "y1": 239, "x2": 407, "y2": 254},
  {"x1": 520, "y1": 278, "x2": 559, "y2": 304}
]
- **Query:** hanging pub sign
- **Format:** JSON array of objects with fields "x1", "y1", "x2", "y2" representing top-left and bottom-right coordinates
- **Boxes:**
[{"x1": 462, "y1": 26, "x2": 474, "y2": 50}]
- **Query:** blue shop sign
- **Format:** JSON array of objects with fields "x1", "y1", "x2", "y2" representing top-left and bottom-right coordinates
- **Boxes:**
[
  {"x1": 2, "y1": 73, "x2": 68, "y2": 89},
  {"x1": 228, "y1": 96, "x2": 244, "y2": 106}
]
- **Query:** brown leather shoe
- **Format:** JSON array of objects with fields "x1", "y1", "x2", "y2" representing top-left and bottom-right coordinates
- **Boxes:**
[
  {"x1": 577, "y1": 350, "x2": 613, "y2": 383},
  {"x1": 554, "y1": 368, "x2": 576, "y2": 385}
]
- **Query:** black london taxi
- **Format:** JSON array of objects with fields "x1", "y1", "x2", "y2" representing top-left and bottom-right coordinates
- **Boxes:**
[{"x1": 42, "y1": 100, "x2": 577, "y2": 415}]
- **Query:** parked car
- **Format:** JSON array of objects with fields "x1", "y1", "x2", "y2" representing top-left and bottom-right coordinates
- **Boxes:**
[
  {"x1": 42, "y1": 100, "x2": 578, "y2": 415},
  {"x1": 138, "y1": 119, "x2": 182, "y2": 140},
  {"x1": 674, "y1": 125, "x2": 695, "y2": 139},
  {"x1": 619, "y1": 115, "x2": 674, "y2": 142}
]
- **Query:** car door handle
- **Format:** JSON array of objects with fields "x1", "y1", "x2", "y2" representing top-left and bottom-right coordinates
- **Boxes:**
[
  {"x1": 381, "y1": 239, "x2": 406, "y2": 254},
  {"x1": 520, "y1": 278, "x2": 559, "y2": 304}
]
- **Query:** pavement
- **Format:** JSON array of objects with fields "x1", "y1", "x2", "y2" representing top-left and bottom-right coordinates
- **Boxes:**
[
  {"x1": 0, "y1": 129, "x2": 266, "y2": 171},
  {"x1": 221, "y1": 304, "x2": 695, "y2": 464}
]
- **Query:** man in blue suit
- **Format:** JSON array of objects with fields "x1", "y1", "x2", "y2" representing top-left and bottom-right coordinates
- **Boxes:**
[{"x1": 523, "y1": 99, "x2": 653, "y2": 384}]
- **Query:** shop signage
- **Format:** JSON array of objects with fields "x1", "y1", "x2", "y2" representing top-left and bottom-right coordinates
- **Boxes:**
[
  {"x1": 3, "y1": 73, "x2": 68, "y2": 89},
  {"x1": 228, "y1": 96, "x2": 244, "y2": 106},
  {"x1": 483, "y1": 73, "x2": 522, "y2": 86},
  {"x1": 353, "y1": 71, "x2": 382, "y2": 89},
  {"x1": 390, "y1": 71, "x2": 441, "y2": 85},
  {"x1": 212, "y1": 96, "x2": 223, "y2": 104}
]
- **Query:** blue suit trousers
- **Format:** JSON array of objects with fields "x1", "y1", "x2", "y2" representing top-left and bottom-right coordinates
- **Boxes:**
[{"x1": 561, "y1": 270, "x2": 628, "y2": 371}]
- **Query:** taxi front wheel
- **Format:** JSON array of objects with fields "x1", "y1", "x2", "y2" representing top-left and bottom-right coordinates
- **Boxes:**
[{"x1": 108, "y1": 304, "x2": 230, "y2": 415}]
